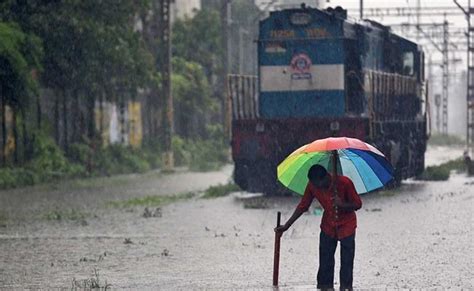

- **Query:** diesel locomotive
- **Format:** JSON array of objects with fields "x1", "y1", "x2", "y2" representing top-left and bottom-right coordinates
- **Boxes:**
[{"x1": 228, "y1": 5, "x2": 428, "y2": 194}]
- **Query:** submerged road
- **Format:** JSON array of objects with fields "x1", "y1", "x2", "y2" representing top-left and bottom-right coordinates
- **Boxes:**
[{"x1": 0, "y1": 146, "x2": 472, "y2": 289}]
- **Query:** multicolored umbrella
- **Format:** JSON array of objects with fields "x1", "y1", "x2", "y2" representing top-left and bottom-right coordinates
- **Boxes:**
[{"x1": 277, "y1": 137, "x2": 394, "y2": 195}]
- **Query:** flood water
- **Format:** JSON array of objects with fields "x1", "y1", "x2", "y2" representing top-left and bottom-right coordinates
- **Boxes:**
[{"x1": 0, "y1": 146, "x2": 472, "y2": 289}]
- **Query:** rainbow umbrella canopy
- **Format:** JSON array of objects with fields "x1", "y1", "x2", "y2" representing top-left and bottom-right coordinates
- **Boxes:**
[{"x1": 277, "y1": 137, "x2": 394, "y2": 195}]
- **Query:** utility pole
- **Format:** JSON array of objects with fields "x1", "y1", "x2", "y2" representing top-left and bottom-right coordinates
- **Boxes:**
[
  {"x1": 466, "y1": 0, "x2": 474, "y2": 157},
  {"x1": 466, "y1": 0, "x2": 474, "y2": 156},
  {"x1": 435, "y1": 93, "x2": 441, "y2": 133},
  {"x1": 159, "y1": 0, "x2": 174, "y2": 170},
  {"x1": 454, "y1": 0, "x2": 474, "y2": 158},
  {"x1": 416, "y1": 0, "x2": 421, "y2": 42},
  {"x1": 360, "y1": 0, "x2": 363, "y2": 19},
  {"x1": 442, "y1": 16, "x2": 449, "y2": 135},
  {"x1": 427, "y1": 54, "x2": 438, "y2": 132},
  {"x1": 222, "y1": 0, "x2": 232, "y2": 141},
  {"x1": 467, "y1": 0, "x2": 474, "y2": 156}
]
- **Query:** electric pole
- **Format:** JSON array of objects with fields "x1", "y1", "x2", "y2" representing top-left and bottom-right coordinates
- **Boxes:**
[
  {"x1": 417, "y1": 0, "x2": 421, "y2": 41},
  {"x1": 453, "y1": 0, "x2": 474, "y2": 156},
  {"x1": 159, "y1": 0, "x2": 174, "y2": 170},
  {"x1": 222, "y1": 0, "x2": 232, "y2": 141},
  {"x1": 442, "y1": 17, "x2": 449, "y2": 135},
  {"x1": 435, "y1": 94, "x2": 441, "y2": 132},
  {"x1": 469, "y1": 0, "x2": 474, "y2": 156}
]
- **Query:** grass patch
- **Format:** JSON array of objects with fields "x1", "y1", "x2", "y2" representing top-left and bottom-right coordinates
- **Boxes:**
[
  {"x1": 428, "y1": 134, "x2": 465, "y2": 146},
  {"x1": 0, "y1": 212, "x2": 7, "y2": 227},
  {"x1": 243, "y1": 197, "x2": 268, "y2": 209},
  {"x1": 377, "y1": 189, "x2": 398, "y2": 196},
  {"x1": 108, "y1": 192, "x2": 195, "y2": 208},
  {"x1": 201, "y1": 182, "x2": 240, "y2": 199},
  {"x1": 43, "y1": 209, "x2": 88, "y2": 221},
  {"x1": 72, "y1": 268, "x2": 111, "y2": 289},
  {"x1": 418, "y1": 166, "x2": 450, "y2": 181},
  {"x1": 417, "y1": 158, "x2": 466, "y2": 181}
]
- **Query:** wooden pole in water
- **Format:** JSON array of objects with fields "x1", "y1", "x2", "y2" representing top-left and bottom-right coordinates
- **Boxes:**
[{"x1": 273, "y1": 211, "x2": 281, "y2": 286}]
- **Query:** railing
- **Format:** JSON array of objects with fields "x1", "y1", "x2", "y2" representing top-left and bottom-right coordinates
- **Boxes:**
[
  {"x1": 227, "y1": 74, "x2": 259, "y2": 120},
  {"x1": 364, "y1": 70, "x2": 421, "y2": 139}
]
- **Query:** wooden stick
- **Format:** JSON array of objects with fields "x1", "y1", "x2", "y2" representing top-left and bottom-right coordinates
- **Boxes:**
[{"x1": 273, "y1": 211, "x2": 281, "y2": 286}]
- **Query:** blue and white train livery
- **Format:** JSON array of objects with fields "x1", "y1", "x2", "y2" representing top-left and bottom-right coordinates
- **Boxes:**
[{"x1": 229, "y1": 5, "x2": 428, "y2": 194}]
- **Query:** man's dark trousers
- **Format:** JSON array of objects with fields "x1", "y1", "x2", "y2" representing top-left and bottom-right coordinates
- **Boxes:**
[{"x1": 317, "y1": 231, "x2": 355, "y2": 290}]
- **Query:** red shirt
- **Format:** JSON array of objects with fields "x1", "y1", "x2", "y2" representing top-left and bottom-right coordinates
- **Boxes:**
[{"x1": 297, "y1": 175, "x2": 362, "y2": 239}]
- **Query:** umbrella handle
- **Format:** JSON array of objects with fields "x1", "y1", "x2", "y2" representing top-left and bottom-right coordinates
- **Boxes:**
[
  {"x1": 332, "y1": 150, "x2": 339, "y2": 177},
  {"x1": 332, "y1": 151, "x2": 339, "y2": 239}
]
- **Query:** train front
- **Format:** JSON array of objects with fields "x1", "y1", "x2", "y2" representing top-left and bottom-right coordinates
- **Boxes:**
[{"x1": 232, "y1": 5, "x2": 425, "y2": 193}]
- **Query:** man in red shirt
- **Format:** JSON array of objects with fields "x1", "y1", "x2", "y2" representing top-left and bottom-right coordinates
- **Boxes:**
[{"x1": 275, "y1": 165, "x2": 362, "y2": 290}]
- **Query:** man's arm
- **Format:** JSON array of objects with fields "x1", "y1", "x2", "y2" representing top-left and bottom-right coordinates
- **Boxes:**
[
  {"x1": 335, "y1": 177, "x2": 362, "y2": 212},
  {"x1": 274, "y1": 183, "x2": 314, "y2": 234},
  {"x1": 274, "y1": 207, "x2": 305, "y2": 233},
  {"x1": 335, "y1": 197, "x2": 360, "y2": 212}
]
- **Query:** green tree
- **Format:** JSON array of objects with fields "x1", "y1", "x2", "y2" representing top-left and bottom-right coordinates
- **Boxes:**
[
  {"x1": 0, "y1": 22, "x2": 42, "y2": 109},
  {"x1": 172, "y1": 8, "x2": 224, "y2": 139},
  {"x1": 172, "y1": 57, "x2": 217, "y2": 139},
  {"x1": 1, "y1": 0, "x2": 154, "y2": 148},
  {"x1": 0, "y1": 21, "x2": 43, "y2": 164},
  {"x1": 173, "y1": 8, "x2": 223, "y2": 86}
]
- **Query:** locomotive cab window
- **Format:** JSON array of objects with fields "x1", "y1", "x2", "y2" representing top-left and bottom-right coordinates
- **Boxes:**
[{"x1": 402, "y1": 51, "x2": 414, "y2": 76}]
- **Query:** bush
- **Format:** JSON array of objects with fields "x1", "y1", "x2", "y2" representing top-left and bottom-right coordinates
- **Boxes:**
[
  {"x1": 417, "y1": 158, "x2": 465, "y2": 181},
  {"x1": 0, "y1": 168, "x2": 39, "y2": 189},
  {"x1": 0, "y1": 126, "x2": 229, "y2": 190},
  {"x1": 27, "y1": 132, "x2": 85, "y2": 180},
  {"x1": 113, "y1": 146, "x2": 150, "y2": 173},
  {"x1": 13, "y1": 168, "x2": 39, "y2": 185},
  {"x1": 172, "y1": 136, "x2": 191, "y2": 166},
  {"x1": 140, "y1": 148, "x2": 162, "y2": 169},
  {"x1": 187, "y1": 125, "x2": 229, "y2": 171},
  {"x1": 172, "y1": 127, "x2": 229, "y2": 171},
  {"x1": 418, "y1": 166, "x2": 450, "y2": 181},
  {"x1": 0, "y1": 132, "x2": 88, "y2": 190},
  {"x1": 69, "y1": 143, "x2": 93, "y2": 165},
  {"x1": 0, "y1": 168, "x2": 19, "y2": 189},
  {"x1": 92, "y1": 144, "x2": 151, "y2": 175},
  {"x1": 188, "y1": 139, "x2": 227, "y2": 171}
]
